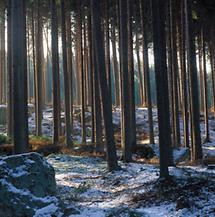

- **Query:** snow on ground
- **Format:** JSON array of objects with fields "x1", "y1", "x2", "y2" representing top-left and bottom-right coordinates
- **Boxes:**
[
  {"x1": 46, "y1": 154, "x2": 215, "y2": 217},
  {"x1": 1, "y1": 106, "x2": 215, "y2": 216},
  {"x1": 26, "y1": 106, "x2": 215, "y2": 159}
]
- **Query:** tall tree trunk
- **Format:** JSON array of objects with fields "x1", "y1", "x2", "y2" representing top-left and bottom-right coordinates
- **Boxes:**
[
  {"x1": 31, "y1": 4, "x2": 37, "y2": 123},
  {"x1": 61, "y1": 0, "x2": 72, "y2": 147},
  {"x1": 169, "y1": 0, "x2": 181, "y2": 147},
  {"x1": 7, "y1": 0, "x2": 13, "y2": 137},
  {"x1": 66, "y1": 1, "x2": 73, "y2": 146},
  {"x1": 11, "y1": 0, "x2": 29, "y2": 153},
  {"x1": 93, "y1": 43, "x2": 103, "y2": 152},
  {"x1": 201, "y1": 27, "x2": 210, "y2": 142},
  {"x1": 179, "y1": 0, "x2": 189, "y2": 148},
  {"x1": 119, "y1": 0, "x2": 132, "y2": 162},
  {"x1": 0, "y1": 6, "x2": 6, "y2": 104},
  {"x1": 140, "y1": 0, "x2": 155, "y2": 145},
  {"x1": 87, "y1": 13, "x2": 95, "y2": 145},
  {"x1": 76, "y1": 0, "x2": 86, "y2": 144},
  {"x1": 50, "y1": 0, "x2": 60, "y2": 145},
  {"x1": 104, "y1": 0, "x2": 111, "y2": 96},
  {"x1": 111, "y1": 17, "x2": 120, "y2": 106},
  {"x1": 185, "y1": 0, "x2": 202, "y2": 161},
  {"x1": 127, "y1": 0, "x2": 136, "y2": 152},
  {"x1": 209, "y1": 27, "x2": 215, "y2": 118},
  {"x1": 198, "y1": 33, "x2": 204, "y2": 113},
  {"x1": 35, "y1": 0, "x2": 43, "y2": 136},
  {"x1": 135, "y1": 31, "x2": 144, "y2": 106},
  {"x1": 91, "y1": 0, "x2": 119, "y2": 171},
  {"x1": 151, "y1": 0, "x2": 173, "y2": 178}
]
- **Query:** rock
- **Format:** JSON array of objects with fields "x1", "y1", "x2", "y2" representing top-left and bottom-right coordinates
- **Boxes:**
[
  {"x1": 176, "y1": 196, "x2": 190, "y2": 210},
  {"x1": 0, "y1": 152, "x2": 60, "y2": 217},
  {"x1": 135, "y1": 144, "x2": 155, "y2": 159}
]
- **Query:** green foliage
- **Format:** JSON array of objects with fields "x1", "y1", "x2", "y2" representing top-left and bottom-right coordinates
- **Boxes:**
[{"x1": 0, "y1": 134, "x2": 11, "y2": 144}]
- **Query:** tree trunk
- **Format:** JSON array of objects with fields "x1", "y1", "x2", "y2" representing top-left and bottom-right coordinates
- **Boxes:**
[
  {"x1": 87, "y1": 13, "x2": 95, "y2": 145},
  {"x1": 7, "y1": 0, "x2": 13, "y2": 138},
  {"x1": 50, "y1": 0, "x2": 60, "y2": 145},
  {"x1": 179, "y1": 0, "x2": 189, "y2": 148},
  {"x1": 111, "y1": 17, "x2": 120, "y2": 106},
  {"x1": 91, "y1": 0, "x2": 119, "y2": 171},
  {"x1": 169, "y1": 0, "x2": 181, "y2": 147},
  {"x1": 76, "y1": 0, "x2": 86, "y2": 144},
  {"x1": 119, "y1": 0, "x2": 132, "y2": 162},
  {"x1": 11, "y1": 0, "x2": 29, "y2": 153},
  {"x1": 0, "y1": 6, "x2": 6, "y2": 104},
  {"x1": 127, "y1": 0, "x2": 136, "y2": 153},
  {"x1": 61, "y1": 0, "x2": 72, "y2": 147},
  {"x1": 66, "y1": 1, "x2": 73, "y2": 146},
  {"x1": 201, "y1": 27, "x2": 210, "y2": 142},
  {"x1": 140, "y1": 0, "x2": 155, "y2": 145},
  {"x1": 35, "y1": 0, "x2": 43, "y2": 136},
  {"x1": 151, "y1": 0, "x2": 173, "y2": 178},
  {"x1": 135, "y1": 31, "x2": 144, "y2": 106},
  {"x1": 185, "y1": 0, "x2": 202, "y2": 161}
]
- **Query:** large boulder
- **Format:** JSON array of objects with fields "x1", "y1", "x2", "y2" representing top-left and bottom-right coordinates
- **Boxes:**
[{"x1": 0, "y1": 152, "x2": 61, "y2": 217}]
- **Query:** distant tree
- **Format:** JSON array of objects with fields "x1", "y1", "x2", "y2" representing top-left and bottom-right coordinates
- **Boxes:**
[
  {"x1": 61, "y1": 0, "x2": 72, "y2": 147},
  {"x1": 111, "y1": 14, "x2": 120, "y2": 106},
  {"x1": 201, "y1": 27, "x2": 210, "y2": 142},
  {"x1": 140, "y1": 0, "x2": 155, "y2": 145},
  {"x1": 169, "y1": 0, "x2": 181, "y2": 147},
  {"x1": 179, "y1": 0, "x2": 189, "y2": 148},
  {"x1": 76, "y1": 0, "x2": 86, "y2": 145},
  {"x1": 87, "y1": 13, "x2": 95, "y2": 145}
]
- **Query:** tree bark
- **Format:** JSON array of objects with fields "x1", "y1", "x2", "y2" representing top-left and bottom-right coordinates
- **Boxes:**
[
  {"x1": 151, "y1": 0, "x2": 173, "y2": 178},
  {"x1": 7, "y1": 0, "x2": 13, "y2": 138},
  {"x1": 91, "y1": 0, "x2": 119, "y2": 171},
  {"x1": 50, "y1": 0, "x2": 60, "y2": 145},
  {"x1": 119, "y1": 0, "x2": 132, "y2": 162},
  {"x1": 140, "y1": 0, "x2": 155, "y2": 145},
  {"x1": 185, "y1": 0, "x2": 202, "y2": 161},
  {"x1": 35, "y1": 0, "x2": 43, "y2": 136},
  {"x1": 11, "y1": 0, "x2": 29, "y2": 153},
  {"x1": 61, "y1": 0, "x2": 72, "y2": 147}
]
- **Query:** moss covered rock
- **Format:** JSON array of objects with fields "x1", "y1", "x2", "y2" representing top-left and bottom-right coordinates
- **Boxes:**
[{"x1": 0, "y1": 152, "x2": 60, "y2": 217}]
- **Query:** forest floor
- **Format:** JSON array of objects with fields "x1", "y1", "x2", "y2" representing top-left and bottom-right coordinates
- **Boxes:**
[
  {"x1": 41, "y1": 107, "x2": 215, "y2": 217},
  {"x1": 46, "y1": 153, "x2": 215, "y2": 217},
  {"x1": 1, "y1": 106, "x2": 215, "y2": 216}
]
